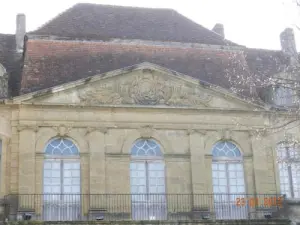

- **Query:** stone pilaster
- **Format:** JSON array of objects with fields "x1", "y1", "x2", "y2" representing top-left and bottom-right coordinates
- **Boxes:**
[
  {"x1": 10, "y1": 127, "x2": 19, "y2": 194},
  {"x1": 188, "y1": 129, "x2": 214, "y2": 211},
  {"x1": 86, "y1": 128, "x2": 107, "y2": 211},
  {"x1": 35, "y1": 153, "x2": 43, "y2": 216},
  {"x1": 18, "y1": 126, "x2": 37, "y2": 211},
  {"x1": 87, "y1": 128, "x2": 106, "y2": 194},
  {"x1": 251, "y1": 132, "x2": 276, "y2": 194},
  {"x1": 189, "y1": 129, "x2": 208, "y2": 194},
  {"x1": 18, "y1": 127, "x2": 37, "y2": 194},
  {"x1": 0, "y1": 137, "x2": 8, "y2": 196},
  {"x1": 244, "y1": 156, "x2": 255, "y2": 194}
]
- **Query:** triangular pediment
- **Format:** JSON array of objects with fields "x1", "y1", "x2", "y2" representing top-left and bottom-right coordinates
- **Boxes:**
[{"x1": 13, "y1": 63, "x2": 266, "y2": 110}]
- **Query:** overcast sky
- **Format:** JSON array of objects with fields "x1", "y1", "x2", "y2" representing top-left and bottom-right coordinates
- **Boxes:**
[{"x1": 0, "y1": 0, "x2": 299, "y2": 50}]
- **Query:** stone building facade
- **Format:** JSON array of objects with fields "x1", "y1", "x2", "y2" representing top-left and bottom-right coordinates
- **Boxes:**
[{"x1": 0, "y1": 3, "x2": 299, "y2": 224}]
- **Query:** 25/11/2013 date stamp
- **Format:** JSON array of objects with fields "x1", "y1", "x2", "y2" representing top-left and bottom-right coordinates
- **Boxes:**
[{"x1": 236, "y1": 196, "x2": 283, "y2": 208}]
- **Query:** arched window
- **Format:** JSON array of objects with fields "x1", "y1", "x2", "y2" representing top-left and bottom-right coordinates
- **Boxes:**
[
  {"x1": 130, "y1": 139, "x2": 166, "y2": 220},
  {"x1": 212, "y1": 141, "x2": 246, "y2": 220},
  {"x1": 131, "y1": 139, "x2": 163, "y2": 157},
  {"x1": 274, "y1": 86, "x2": 294, "y2": 107},
  {"x1": 277, "y1": 142, "x2": 300, "y2": 198},
  {"x1": 45, "y1": 138, "x2": 79, "y2": 156},
  {"x1": 43, "y1": 138, "x2": 80, "y2": 221}
]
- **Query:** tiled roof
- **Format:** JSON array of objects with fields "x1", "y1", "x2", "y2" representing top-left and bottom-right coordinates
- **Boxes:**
[
  {"x1": 245, "y1": 48, "x2": 288, "y2": 77},
  {"x1": 21, "y1": 39, "x2": 252, "y2": 97},
  {"x1": 0, "y1": 34, "x2": 16, "y2": 71},
  {"x1": 1, "y1": 3, "x2": 293, "y2": 99},
  {"x1": 0, "y1": 34, "x2": 23, "y2": 96},
  {"x1": 30, "y1": 3, "x2": 238, "y2": 46}
]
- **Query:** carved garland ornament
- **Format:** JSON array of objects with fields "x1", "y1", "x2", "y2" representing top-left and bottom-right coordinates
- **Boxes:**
[
  {"x1": 139, "y1": 125, "x2": 154, "y2": 138},
  {"x1": 78, "y1": 73, "x2": 212, "y2": 107},
  {"x1": 52, "y1": 125, "x2": 72, "y2": 137}
]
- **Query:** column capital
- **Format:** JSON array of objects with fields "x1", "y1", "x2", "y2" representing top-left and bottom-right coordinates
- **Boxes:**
[
  {"x1": 248, "y1": 129, "x2": 268, "y2": 139},
  {"x1": 17, "y1": 125, "x2": 39, "y2": 133},
  {"x1": 187, "y1": 129, "x2": 207, "y2": 136}
]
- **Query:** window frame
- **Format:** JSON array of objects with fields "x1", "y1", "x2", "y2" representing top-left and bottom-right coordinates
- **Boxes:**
[
  {"x1": 277, "y1": 141, "x2": 300, "y2": 198},
  {"x1": 273, "y1": 85, "x2": 295, "y2": 107},
  {"x1": 211, "y1": 141, "x2": 247, "y2": 220},
  {"x1": 130, "y1": 139, "x2": 167, "y2": 220},
  {"x1": 42, "y1": 137, "x2": 81, "y2": 221}
]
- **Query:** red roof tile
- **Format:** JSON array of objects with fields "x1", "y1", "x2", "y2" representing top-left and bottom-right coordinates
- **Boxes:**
[{"x1": 21, "y1": 39, "x2": 251, "y2": 97}]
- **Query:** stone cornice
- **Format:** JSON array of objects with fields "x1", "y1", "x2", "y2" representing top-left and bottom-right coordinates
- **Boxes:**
[
  {"x1": 13, "y1": 123, "x2": 268, "y2": 133},
  {"x1": 12, "y1": 102, "x2": 269, "y2": 114}
]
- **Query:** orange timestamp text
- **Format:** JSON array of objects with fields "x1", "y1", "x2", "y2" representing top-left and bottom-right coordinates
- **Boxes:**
[{"x1": 236, "y1": 196, "x2": 284, "y2": 208}]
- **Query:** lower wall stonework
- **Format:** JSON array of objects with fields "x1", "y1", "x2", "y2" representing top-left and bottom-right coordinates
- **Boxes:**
[
  {"x1": 280, "y1": 200, "x2": 300, "y2": 225},
  {"x1": 0, "y1": 220, "x2": 291, "y2": 225}
]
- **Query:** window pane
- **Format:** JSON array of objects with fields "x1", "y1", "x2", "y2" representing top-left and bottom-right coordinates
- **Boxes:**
[
  {"x1": 45, "y1": 138, "x2": 79, "y2": 156},
  {"x1": 148, "y1": 162, "x2": 165, "y2": 194},
  {"x1": 212, "y1": 141, "x2": 241, "y2": 158},
  {"x1": 237, "y1": 186, "x2": 245, "y2": 193},
  {"x1": 131, "y1": 139, "x2": 162, "y2": 157},
  {"x1": 130, "y1": 162, "x2": 146, "y2": 194},
  {"x1": 276, "y1": 142, "x2": 300, "y2": 197}
]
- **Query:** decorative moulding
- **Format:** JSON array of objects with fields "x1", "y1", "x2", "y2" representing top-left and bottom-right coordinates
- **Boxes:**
[
  {"x1": 17, "y1": 125, "x2": 39, "y2": 133},
  {"x1": 139, "y1": 125, "x2": 154, "y2": 138},
  {"x1": 218, "y1": 129, "x2": 232, "y2": 140},
  {"x1": 248, "y1": 129, "x2": 268, "y2": 139},
  {"x1": 77, "y1": 72, "x2": 212, "y2": 107},
  {"x1": 52, "y1": 125, "x2": 72, "y2": 137},
  {"x1": 85, "y1": 127, "x2": 108, "y2": 136}
]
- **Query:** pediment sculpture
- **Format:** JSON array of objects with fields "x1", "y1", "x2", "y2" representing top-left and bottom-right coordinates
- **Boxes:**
[{"x1": 78, "y1": 73, "x2": 212, "y2": 107}]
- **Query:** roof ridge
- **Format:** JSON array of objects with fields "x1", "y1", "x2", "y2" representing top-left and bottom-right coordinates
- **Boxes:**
[
  {"x1": 74, "y1": 2, "x2": 176, "y2": 11},
  {"x1": 29, "y1": 3, "x2": 239, "y2": 46},
  {"x1": 171, "y1": 11, "x2": 238, "y2": 46},
  {"x1": 29, "y1": 3, "x2": 76, "y2": 34},
  {"x1": 0, "y1": 33, "x2": 15, "y2": 37},
  {"x1": 31, "y1": 2, "x2": 179, "y2": 35}
]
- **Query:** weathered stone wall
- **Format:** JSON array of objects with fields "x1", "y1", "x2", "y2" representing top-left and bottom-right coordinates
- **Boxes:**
[
  {"x1": 0, "y1": 68, "x2": 298, "y2": 221},
  {"x1": 0, "y1": 102, "x2": 277, "y2": 197},
  {"x1": 278, "y1": 200, "x2": 300, "y2": 225}
]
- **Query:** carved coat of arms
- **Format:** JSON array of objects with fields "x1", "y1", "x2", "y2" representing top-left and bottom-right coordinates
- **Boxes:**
[{"x1": 78, "y1": 72, "x2": 212, "y2": 107}]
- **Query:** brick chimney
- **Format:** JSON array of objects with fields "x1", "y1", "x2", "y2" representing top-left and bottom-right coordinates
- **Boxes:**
[
  {"x1": 280, "y1": 28, "x2": 298, "y2": 65},
  {"x1": 16, "y1": 14, "x2": 26, "y2": 53},
  {"x1": 212, "y1": 23, "x2": 225, "y2": 38}
]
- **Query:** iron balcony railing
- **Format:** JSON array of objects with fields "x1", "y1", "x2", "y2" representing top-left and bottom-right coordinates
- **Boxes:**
[{"x1": 3, "y1": 194, "x2": 285, "y2": 221}]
